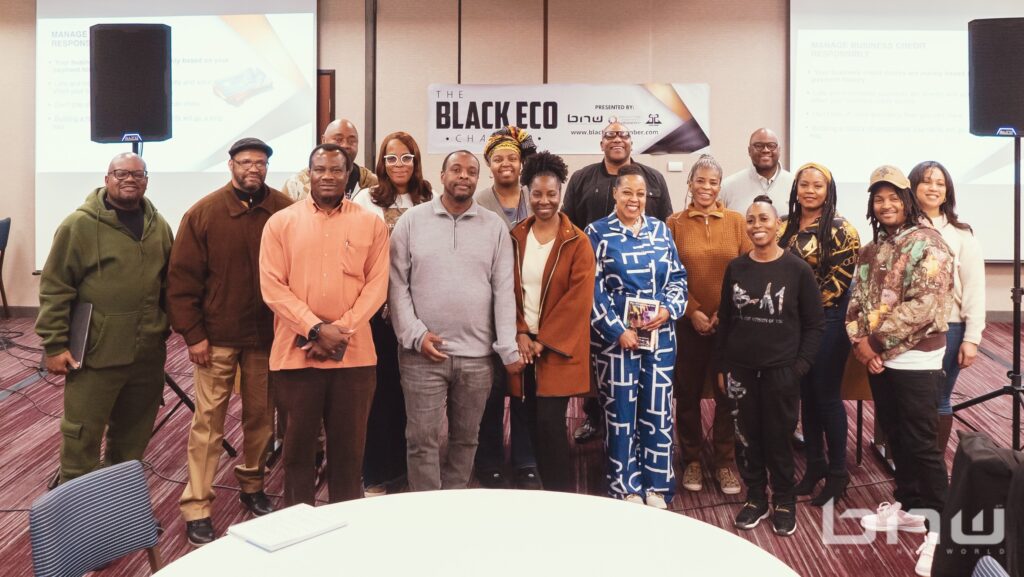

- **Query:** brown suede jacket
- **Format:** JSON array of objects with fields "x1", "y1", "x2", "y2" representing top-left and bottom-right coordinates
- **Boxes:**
[
  {"x1": 166, "y1": 183, "x2": 293, "y2": 348},
  {"x1": 508, "y1": 213, "x2": 596, "y2": 398}
]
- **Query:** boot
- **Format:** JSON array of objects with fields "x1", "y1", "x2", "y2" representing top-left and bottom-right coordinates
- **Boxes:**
[
  {"x1": 794, "y1": 461, "x2": 827, "y2": 496},
  {"x1": 810, "y1": 471, "x2": 849, "y2": 507},
  {"x1": 936, "y1": 414, "x2": 953, "y2": 455}
]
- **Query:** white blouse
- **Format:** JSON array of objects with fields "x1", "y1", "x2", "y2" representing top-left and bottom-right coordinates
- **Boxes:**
[{"x1": 522, "y1": 229, "x2": 555, "y2": 334}]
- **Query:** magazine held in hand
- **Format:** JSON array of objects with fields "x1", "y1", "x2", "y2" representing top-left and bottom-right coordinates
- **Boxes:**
[{"x1": 625, "y1": 296, "x2": 659, "y2": 352}]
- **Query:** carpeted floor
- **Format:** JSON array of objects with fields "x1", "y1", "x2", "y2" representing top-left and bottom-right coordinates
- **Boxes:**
[{"x1": 0, "y1": 316, "x2": 1019, "y2": 576}]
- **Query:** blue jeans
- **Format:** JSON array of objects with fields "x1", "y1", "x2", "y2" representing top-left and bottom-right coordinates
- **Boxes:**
[
  {"x1": 937, "y1": 322, "x2": 965, "y2": 416},
  {"x1": 800, "y1": 300, "x2": 850, "y2": 474}
]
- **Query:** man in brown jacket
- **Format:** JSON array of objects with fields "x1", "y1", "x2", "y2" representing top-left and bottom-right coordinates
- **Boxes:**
[{"x1": 167, "y1": 137, "x2": 293, "y2": 547}]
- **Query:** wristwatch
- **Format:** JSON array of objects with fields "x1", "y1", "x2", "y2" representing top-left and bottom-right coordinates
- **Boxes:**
[{"x1": 308, "y1": 322, "x2": 324, "y2": 342}]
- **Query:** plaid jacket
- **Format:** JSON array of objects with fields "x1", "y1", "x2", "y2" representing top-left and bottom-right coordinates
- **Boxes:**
[{"x1": 845, "y1": 223, "x2": 954, "y2": 360}]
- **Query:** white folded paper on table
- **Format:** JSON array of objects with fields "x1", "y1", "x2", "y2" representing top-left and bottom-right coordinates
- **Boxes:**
[{"x1": 227, "y1": 503, "x2": 347, "y2": 552}]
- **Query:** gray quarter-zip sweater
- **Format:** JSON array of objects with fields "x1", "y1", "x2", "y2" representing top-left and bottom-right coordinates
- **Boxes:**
[{"x1": 388, "y1": 195, "x2": 520, "y2": 365}]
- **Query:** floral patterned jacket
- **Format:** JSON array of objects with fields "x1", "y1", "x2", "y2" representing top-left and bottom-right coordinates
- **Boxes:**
[{"x1": 845, "y1": 223, "x2": 954, "y2": 360}]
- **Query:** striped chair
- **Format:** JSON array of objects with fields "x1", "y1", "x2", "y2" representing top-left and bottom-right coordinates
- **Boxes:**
[
  {"x1": 973, "y1": 556, "x2": 1011, "y2": 577},
  {"x1": 29, "y1": 460, "x2": 162, "y2": 577}
]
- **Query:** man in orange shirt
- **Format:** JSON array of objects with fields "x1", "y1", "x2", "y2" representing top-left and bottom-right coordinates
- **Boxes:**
[{"x1": 259, "y1": 143, "x2": 389, "y2": 505}]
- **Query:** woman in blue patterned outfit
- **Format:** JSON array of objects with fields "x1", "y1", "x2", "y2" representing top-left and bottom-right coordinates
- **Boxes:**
[{"x1": 586, "y1": 164, "x2": 688, "y2": 509}]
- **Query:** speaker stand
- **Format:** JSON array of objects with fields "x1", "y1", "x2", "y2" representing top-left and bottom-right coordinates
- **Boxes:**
[{"x1": 953, "y1": 136, "x2": 1024, "y2": 451}]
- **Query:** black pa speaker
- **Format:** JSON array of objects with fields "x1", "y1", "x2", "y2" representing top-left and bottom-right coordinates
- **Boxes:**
[
  {"x1": 969, "y1": 18, "x2": 1024, "y2": 137},
  {"x1": 89, "y1": 24, "x2": 171, "y2": 143}
]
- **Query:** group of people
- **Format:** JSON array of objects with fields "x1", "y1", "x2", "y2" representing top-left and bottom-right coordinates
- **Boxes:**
[{"x1": 35, "y1": 119, "x2": 985, "y2": 575}]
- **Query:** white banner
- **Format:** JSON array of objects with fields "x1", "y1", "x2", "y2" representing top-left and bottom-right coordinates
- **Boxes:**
[{"x1": 427, "y1": 83, "x2": 710, "y2": 155}]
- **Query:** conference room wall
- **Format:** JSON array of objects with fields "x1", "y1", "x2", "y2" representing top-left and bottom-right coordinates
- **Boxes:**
[{"x1": 0, "y1": 0, "x2": 1017, "y2": 318}]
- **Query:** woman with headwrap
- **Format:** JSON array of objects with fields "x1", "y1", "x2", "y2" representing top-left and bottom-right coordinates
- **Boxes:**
[
  {"x1": 778, "y1": 163, "x2": 860, "y2": 507},
  {"x1": 472, "y1": 126, "x2": 541, "y2": 488}
]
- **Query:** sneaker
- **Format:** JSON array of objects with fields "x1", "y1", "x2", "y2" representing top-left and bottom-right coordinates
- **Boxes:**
[
  {"x1": 914, "y1": 532, "x2": 938, "y2": 576},
  {"x1": 515, "y1": 467, "x2": 542, "y2": 490},
  {"x1": 364, "y1": 484, "x2": 387, "y2": 498},
  {"x1": 645, "y1": 492, "x2": 668, "y2": 510},
  {"x1": 573, "y1": 418, "x2": 601, "y2": 443},
  {"x1": 185, "y1": 517, "x2": 215, "y2": 547},
  {"x1": 623, "y1": 494, "x2": 645, "y2": 504},
  {"x1": 734, "y1": 500, "x2": 770, "y2": 530},
  {"x1": 682, "y1": 462, "x2": 703, "y2": 492},
  {"x1": 860, "y1": 501, "x2": 928, "y2": 533},
  {"x1": 239, "y1": 490, "x2": 274, "y2": 516},
  {"x1": 716, "y1": 468, "x2": 741, "y2": 495},
  {"x1": 477, "y1": 470, "x2": 507, "y2": 489},
  {"x1": 772, "y1": 503, "x2": 797, "y2": 536}
]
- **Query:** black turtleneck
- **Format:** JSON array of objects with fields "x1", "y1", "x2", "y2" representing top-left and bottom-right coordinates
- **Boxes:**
[
  {"x1": 233, "y1": 184, "x2": 268, "y2": 209},
  {"x1": 103, "y1": 196, "x2": 144, "y2": 240}
]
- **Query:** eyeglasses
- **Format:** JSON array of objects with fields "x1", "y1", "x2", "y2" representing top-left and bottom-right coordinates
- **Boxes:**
[
  {"x1": 383, "y1": 154, "x2": 415, "y2": 166},
  {"x1": 107, "y1": 169, "x2": 148, "y2": 180},
  {"x1": 750, "y1": 142, "x2": 779, "y2": 152},
  {"x1": 311, "y1": 167, "x2": 348, "y2": 177},
  {"x1": 602, "y1": 131, "x2": 632, "y2": 140},
  {"x1": 235, "y1": 159, "x2": 268, "y2": 170}
]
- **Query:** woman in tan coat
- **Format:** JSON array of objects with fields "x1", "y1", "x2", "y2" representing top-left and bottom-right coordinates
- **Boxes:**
[{"x1": 509, "y1": 151, "x2": 596, "y2": 492}]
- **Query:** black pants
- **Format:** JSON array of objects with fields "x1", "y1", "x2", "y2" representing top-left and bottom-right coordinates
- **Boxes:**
[
  {"x1": 272, "y1": 366, "x2": 376, "y2": 506},
  {"x1": 868, "y1": 368, "x2": 948, "y2": 513},
  {"x1": 476, "y1": 356, "x2": 536, "y2": 472},
  {"x1": 801, "y1": 301, "x2": 850, "y2": 474},
  {"x1": 362, "y1": 309, "x2": 408, "y2": 487},
  {"x1": 516, "y1": 365, "x2": 573, "y2": 492},
  {"x1": 728, "y1": 365, "x2": 800, "y2": 505}
]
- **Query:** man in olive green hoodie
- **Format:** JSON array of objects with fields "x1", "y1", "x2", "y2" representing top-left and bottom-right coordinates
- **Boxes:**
[{"x1": 36, "y1": 152, "x2": 174, "y2": 483}]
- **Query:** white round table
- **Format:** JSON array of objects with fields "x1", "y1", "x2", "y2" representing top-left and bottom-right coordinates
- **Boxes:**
[{"x1": 157, "y1": 489, "x2": 797, "y2": 576}]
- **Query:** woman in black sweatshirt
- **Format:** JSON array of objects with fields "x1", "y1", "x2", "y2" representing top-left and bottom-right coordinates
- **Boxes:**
[{"x1": 715, "y1": 195, "x2": 824, "y2": 537}]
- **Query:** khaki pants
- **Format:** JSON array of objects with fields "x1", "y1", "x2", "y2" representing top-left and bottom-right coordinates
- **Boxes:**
[{"x1": 180, "y1": 346, "x2": 272, "y2": 521}]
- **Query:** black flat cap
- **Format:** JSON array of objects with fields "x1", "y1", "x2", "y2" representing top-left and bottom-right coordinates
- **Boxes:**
[{"x1": 229, "y1": 137, "x2": 273, "y2": 158}]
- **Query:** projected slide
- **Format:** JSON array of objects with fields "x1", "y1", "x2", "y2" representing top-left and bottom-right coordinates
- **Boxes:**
[
  {"x1": 35, "y1": 1, "x2": 316, "y2": 268},
  {"x1": 790, "y1": 1, "x2": 1020, "y2": 260}
]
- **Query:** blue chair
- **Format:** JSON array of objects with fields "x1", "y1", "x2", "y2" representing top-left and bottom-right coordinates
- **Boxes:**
[
  {"x1": 29, "y1": 460, "x2": 162, "y2": 577},
  {"x1": 973, "y1": 556, "x2": 1011, "y2": 577},
  {"x1": 0, "y1": 217, "x2": 9, "y2": 318}
]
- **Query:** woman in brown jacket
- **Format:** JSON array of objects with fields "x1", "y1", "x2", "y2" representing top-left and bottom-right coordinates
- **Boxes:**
[
  {"x1": 510, "y1": 151, "x2": 596, "y2": 492},
  {"x1": 666, "y1": 154, "x2": 751, "y2": 497}
]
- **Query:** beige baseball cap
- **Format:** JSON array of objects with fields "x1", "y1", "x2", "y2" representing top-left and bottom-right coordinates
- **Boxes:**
[{"x1": 868, "y1": 165, "x2": 910, "y2": 191}]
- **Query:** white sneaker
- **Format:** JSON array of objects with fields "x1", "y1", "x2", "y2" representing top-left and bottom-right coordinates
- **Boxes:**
[
  {"x1": 645, "y1": 492, "x2": 668, "y2": 510},
  {"x1": 363, "y1": 485, "x2": 386, "y2": 498},
  {"x1": 914, "y1": 532, "x2": 938, "y2": 576},
  {"x1": 860, "y1": 501, "x2": 928, "y2": 533},
  {"x1": 623, "y1": 494, "x2": 645, "y2": 505}
]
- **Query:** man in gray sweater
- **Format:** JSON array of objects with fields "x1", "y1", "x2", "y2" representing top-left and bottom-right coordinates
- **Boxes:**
[{"x1": 389, "y1": 149, "x2": 523, "y2": 491}]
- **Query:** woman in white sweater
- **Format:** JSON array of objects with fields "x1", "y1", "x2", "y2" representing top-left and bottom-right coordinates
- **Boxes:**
[{"x1": 909, "y1": 161, "x2": 985, "y2": 453}]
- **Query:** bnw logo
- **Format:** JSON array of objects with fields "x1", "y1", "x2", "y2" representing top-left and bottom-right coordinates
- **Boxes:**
[{"x1": 820, "y1": 501, "x2": 1005, "y2": 550}]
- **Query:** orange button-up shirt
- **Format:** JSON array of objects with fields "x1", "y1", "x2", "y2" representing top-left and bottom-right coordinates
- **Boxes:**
[{"x1": 259, "y1": 195, "x2": 389, "y2": 370}]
